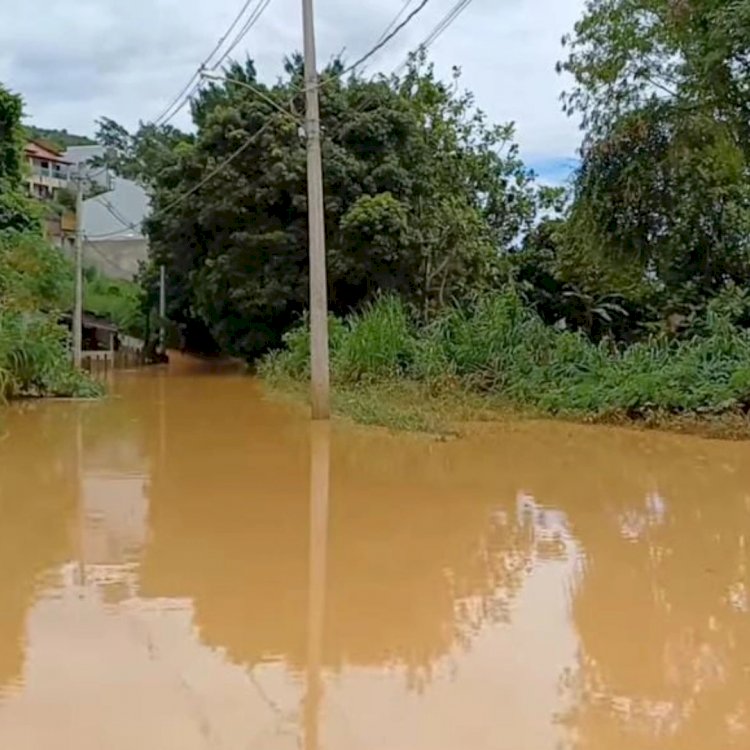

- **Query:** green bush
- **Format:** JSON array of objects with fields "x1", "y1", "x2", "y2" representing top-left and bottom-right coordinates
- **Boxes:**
[
  {"x1": 0, "y1": 234, "x2": 103, "y2": 401},
  {"x1": 84, "y1": 270, "x2": 145, "y2": 337},
  {"x1": 260, "y1": 293, "x2": 750, "y2": 422}
]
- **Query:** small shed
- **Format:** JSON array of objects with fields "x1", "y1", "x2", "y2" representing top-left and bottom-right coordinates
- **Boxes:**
[{"x1": 61, "y1": 311, "x2": 118, "y2": 352}]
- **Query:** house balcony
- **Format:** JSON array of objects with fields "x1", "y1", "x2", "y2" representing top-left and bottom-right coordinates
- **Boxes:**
[{"x1": 29, "y1": 166, "x2": 70, "y2": 190}]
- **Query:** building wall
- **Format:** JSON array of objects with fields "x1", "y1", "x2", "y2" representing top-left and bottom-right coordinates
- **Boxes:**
[
  {"x1": 63, "y1": 146, "x2": 152, "y2": 283},
  {"x1": 60, "y1": 239, "x2": 148, "y2": 282}
]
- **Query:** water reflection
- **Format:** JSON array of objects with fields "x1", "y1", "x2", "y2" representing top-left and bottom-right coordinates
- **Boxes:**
[
  {"x1": 305, "y1": 422, "x2": 329, "y2": 750},
  {"x1": 0, "y1": 364, "x2": 749, "y2": 748}
]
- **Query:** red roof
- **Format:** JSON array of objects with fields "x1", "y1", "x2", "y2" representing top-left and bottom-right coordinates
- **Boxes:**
[{"x1": 25, "y1": 140, "x2": 71, "y2": 164}]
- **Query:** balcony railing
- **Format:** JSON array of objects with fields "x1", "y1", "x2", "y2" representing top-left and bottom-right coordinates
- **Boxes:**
[{"x1": 30, "y1": 165, "x2": 71, "y2": 182}]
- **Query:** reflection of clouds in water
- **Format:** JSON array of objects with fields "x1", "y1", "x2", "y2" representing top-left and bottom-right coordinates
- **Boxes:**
[
  {"x1": 727, "y1": 534, "x2": 749, "y2": 613},
  {"x1": 618, "y1": 491, "x2": 668, "y2": 542},
  {"x1": 515, "y1": 491, "x2": 572, "y2": 560},
  {"x1": 588, "y1": 692, "x2": 686, "y2": 739},
  {"x1": 728, "y1": 582, "x2": 749, "y2": 613}
]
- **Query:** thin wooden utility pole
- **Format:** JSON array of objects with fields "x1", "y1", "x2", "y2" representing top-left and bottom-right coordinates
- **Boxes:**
[
  {"x1": 72, "y1": 167, "x2": 84, "y2": 369},
  {"x1": 301, "y1": 0, "x2": 331, "y2": 420}
]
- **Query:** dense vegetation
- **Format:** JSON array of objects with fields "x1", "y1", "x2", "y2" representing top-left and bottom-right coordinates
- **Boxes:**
[
  {"x1": 97, "y1": 55, "x2": 556, "y2": 357},
  {"x1": 0, "y1": 86, "x2": 131, "y2": 401},
  {"x1": 91, "y1": 1, "x2": 750, "y2": 433},
  {"x1": 25, "y1": 126, "x2": 95, "y2": 151},
  {"x1": 84, "y1": 269, "x2": 145, "y2": 338},
  {"x1": 262, "y1": 294, "x2": 750, "y2": 431},
  {"x1": 0, "y1": 233, "x2": 101, "y2": 400}
]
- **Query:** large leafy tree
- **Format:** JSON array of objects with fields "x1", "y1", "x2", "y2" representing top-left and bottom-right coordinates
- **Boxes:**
[
  {"x1": 559, "y1": 0, "x2": 750, "y2": 148},
  {"x1": 101, "y1": 55, "x2": 542, "y2": 358},
  {"x1": 0, "y1": 84, "x2": 40, "y2": 235},
  {"x1": 559, "y1": 1, "x2": 750, "y2": 315}
]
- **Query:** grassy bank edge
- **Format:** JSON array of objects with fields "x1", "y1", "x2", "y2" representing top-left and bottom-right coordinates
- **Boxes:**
[{"x1": 262, "y1": 375, "x2": 750, "y2": 441}]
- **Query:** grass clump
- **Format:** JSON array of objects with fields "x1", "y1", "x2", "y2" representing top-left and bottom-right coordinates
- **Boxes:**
[{"x1": 260, "y1": 293, "x2": 750, "y2": 434}]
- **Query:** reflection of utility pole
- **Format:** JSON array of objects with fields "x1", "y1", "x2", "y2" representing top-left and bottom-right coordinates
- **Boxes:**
[
  {"x1": 301, "y1": 0, "x2": 331, "y2": 420},
  {"x1": 159, "y1": 370, "x2": 166, "y2": 467},
  {"x1": 75, "y1": 406, "x2": 86, "y2": 586},
  {"x1": 73, "y1": 167, "x2": 85, "y2": 368},
  {"x1": 305, "y1": 422, "x2": 330, "y2": 750},
  {"x1": 159, "y1": 264, "x2": 166, "y2": 356}
]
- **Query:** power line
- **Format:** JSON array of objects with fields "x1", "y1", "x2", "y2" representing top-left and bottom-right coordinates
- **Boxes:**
[
  {"x1": 86, "y1": 225, "x2": 140, "y2": 240},
  {"x1": 86, "y1": 113, "x2": 283, "y2": 240},
  {"x1": 155, "y1": 81, "x2": 204, "y2": 128},
  {"x1": 346, "y1": 0, "x2": 478, "y2": 117},
  {"x1": 200, "y1": 72, "x2": 302, "y2": 123},
  {"x1": 151, "y1": 116, "x2": 277, "y2": 220},
  {"x1": 376, "y1": 0, "x2": 416, "y2": 46},
  {"x1": 96, "y1": 196, "x2": 135, "y2": 230},
  {"x1": 341, "y1": 0, "x2": 432, "y2": 76},
  {"x1": 151, "y1": 0, "x2": 268, "y2": 126},
  {"x1": 414, "y1": 0, "x2": 475, "y2": 55},
  {"x1": 92, "y1": 0, "x2": 476, "y2": 241},
  {"x1": 210, "y1": 0, "x2": 275, "y2": 71}
]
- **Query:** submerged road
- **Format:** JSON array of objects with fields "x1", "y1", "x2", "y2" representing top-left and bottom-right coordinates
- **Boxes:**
[{"x1": 0, "y1": 356, "x2": 749, "y2": 749}]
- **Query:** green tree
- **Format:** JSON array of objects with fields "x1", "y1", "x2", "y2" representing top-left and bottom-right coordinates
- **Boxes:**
[
  {"x1": 559, "y1": 0, "x2": 750, "y2": 150},
  {"x1": 558, "y1": 1, "x2": 750, "y2": 322},
  {"x1": 107, "y1": 55, "x2": 541, "y2": 359},
  {"x1": 0, "y1": 84, "x2": 40, "y2": 235}
]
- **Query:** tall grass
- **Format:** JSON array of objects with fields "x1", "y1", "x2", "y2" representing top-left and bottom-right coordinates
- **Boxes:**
[{"x1": 260, "y1": 293, "x2": 750, "y2": 423}]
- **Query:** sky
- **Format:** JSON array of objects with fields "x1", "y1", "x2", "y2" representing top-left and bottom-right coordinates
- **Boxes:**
[{"x1": 0, "y1": 0, "x2": 585, "y2": 184}]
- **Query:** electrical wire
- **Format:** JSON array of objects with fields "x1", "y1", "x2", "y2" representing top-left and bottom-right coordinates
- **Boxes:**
[
  {"x1": 406, "y1": 0, "x2": 475, "y2": 65},
  {"x1": 87, "y1": 191, "x2": 142, "y2": 239},
  {"x1": 340, "y1": 0, "x2": 432, "y2": 76},
  {"x1": 150, "y1": 115, "x2": 278, "y2": 220},
  {"x1": 93, "y1": 0, "x2": 477, "y2": 240},
  {"x1": 86, "y1": 114, "x2": 280, "y2": 239},
  {"x1": 376, "y1": 0, "x2": 417, "y2": 45},
  {"x1": 200, "y1": 72, "x2": 302, "y2": 123},
  {"x1": 342, "y1": 0, "x2": 479, "y2": 119},
  {"x1": 152, "y1": 0, "x2": 268, "y2": 126},
  {"x1": 210, "y1": 0, "x2": 275, "y2": 71},
  {"x1": 96, "y1": 196, "x2": 136, "y2": 230}
]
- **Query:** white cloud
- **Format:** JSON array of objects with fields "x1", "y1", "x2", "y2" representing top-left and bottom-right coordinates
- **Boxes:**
[{"x1": 0, "y1": 0, "x2": 585, "y2": 178}]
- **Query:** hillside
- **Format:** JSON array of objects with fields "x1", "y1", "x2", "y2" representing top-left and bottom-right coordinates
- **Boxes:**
[{"x1": 25, "y1": 126, "x2": 95, "y2": 151}]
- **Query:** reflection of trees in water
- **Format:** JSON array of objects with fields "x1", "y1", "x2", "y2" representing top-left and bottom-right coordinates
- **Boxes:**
[
  {"x1": 137, "y1": 382, "x2": 557, "y2": 688},
  {"x1": 555, "y1": 446, "x2": 750, "y2": 749},
  {"x1": 0, "y1": 404, "x2": 78, "y2": 689}
]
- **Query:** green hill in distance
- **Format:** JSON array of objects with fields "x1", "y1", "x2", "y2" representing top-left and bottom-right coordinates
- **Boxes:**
[{"x1": 25, "y1": 126, "x2": 95, "y2": 152}]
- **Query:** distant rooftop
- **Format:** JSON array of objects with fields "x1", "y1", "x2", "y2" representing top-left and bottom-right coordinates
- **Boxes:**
[{"x1": 26, "y1": 141, "x2": 71, "y2": 164}]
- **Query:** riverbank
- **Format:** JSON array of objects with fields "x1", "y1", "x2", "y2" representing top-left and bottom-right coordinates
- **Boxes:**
[
  {"x1": 264, "y1": 376, "x2": 750, "y2": 440},
  {"x1": 260, "y1": 294, "x2": 750, "y2": 440}
]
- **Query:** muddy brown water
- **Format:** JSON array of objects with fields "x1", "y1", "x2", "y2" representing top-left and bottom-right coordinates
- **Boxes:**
[{"x1": 1, "y1": 357, "x2": 749, "y2": 749}]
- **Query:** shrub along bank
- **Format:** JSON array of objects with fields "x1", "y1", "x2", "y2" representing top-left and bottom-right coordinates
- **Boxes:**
[
  {"x1": 260, "y1": 294, "x2": 750, "y2": 435},
  {"x1": 0, "y1": 234, "x2": 102, "y2": 401}
]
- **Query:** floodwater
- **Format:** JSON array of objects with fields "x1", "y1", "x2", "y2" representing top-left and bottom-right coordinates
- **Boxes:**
[{"x1": 1, "y1": 358, "x2": 750, "y2": 749}]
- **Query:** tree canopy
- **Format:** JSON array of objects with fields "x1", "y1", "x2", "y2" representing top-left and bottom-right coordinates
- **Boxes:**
[
  {"x1": 0, "y1": 85, "x2": 40, "y2": 236},
  {"x1": 99, "y1": 55, "x2": 548, "y2": 358},
  {"x1": 553, "y1": 0, "x2": 750, "y2": 323}
]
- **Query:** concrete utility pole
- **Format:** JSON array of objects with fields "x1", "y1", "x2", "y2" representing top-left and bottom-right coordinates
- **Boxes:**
[
  {"x1": 301, "y1": 0, "x2": 331, "y2": 420},
  {"x1": 159, "y1": 264, "x2": 166, "y2": 356},
  {"x1": 72, "y1": 167, "x2": 84, "y2": 369}
]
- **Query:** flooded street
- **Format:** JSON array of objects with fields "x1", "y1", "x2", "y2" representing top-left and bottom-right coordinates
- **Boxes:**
[{"x1": 1, "y1": 359, "x2": 750, "y2": 749}]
